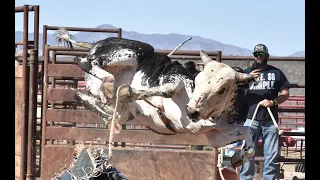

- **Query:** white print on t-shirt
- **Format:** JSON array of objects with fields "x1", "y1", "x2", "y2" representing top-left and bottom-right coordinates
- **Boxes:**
[{"x1": 249, "y1": 73, "x2": 275, "y2": 90}]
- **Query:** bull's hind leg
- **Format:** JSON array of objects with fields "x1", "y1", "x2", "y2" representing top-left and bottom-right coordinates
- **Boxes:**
[
  {"x1": 73, "y1": 90, "x2": 114, "y2": 121},
  {"x1": 73, "y1": 90, "x2": 129, "y2": 134},
  {"x1": 205, "y1": 126, "x2": 255, "y2": 167}
]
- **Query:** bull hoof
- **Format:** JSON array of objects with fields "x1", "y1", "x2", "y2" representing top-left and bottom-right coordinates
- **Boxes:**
[
  {"x1": 73, "y1": 91, "x2": 110, "y2": 119},
  {"x1": 103, "y1": 82, "x2": 115, "y2": 99},
  {"x1": 118, "y1": 84, "x2": 133, "y2": 103},
  {"x1": 231, "y1": 148, "x2": 255, "y2": 167},
  {"x1": 102, "y1": 76, "x2": 115, "y2": 99}
]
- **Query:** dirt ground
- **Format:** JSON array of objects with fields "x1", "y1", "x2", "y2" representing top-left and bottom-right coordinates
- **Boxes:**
[{"x1": 277, "y1": 149, "x2": 305, "y2": 180}]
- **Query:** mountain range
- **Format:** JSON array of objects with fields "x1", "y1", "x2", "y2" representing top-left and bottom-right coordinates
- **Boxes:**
[
  {"x1": 288, "y1": 50, "x2": 305, "y2": 57},
  {"x1": 15, "y1": 24, "x2": 304, "y2": 57}
]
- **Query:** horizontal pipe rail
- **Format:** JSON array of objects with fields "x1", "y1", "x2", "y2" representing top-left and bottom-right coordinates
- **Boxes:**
[
  {"x1": 156, "y1": 50, "x2": 219, "y2": 56},
  {"x1": 47, "y1": 46, "x2": 89, "y2": 52},
  {"x1": 280, "y1": 123, "x2": 305, "y2": 126},
  {"x1": 42, "y1": 25, "x2": 122, "y2": 55},
  {"x1": 124, "y1": 144, "x2": 188, "y2": 149},
  {"x1": 45, "y1": 25, "x2": 122, "y2": 33},
  {"x1": 287, "y1": 97, "x2": 305, "y2": 101},
  {"x1": 170, "y1": 56, "x2": 217, "y2": 60},
  {"x1": 54, "y1": 51, "x2": 88, "y2": 56},
  {"x1": 254, "y1": 156, "x2": 305, "y2": 163},
  {"x1": 15, "y1": 5, "x2": 36, "y2": 12},
  {"x1": 289, "y1": 95, "x2": 305, "y2": 97},
  {"x1": 279, "y1": 115, "x2": 305, "y2": 119},
  {"x1": 288, "y1": 84, "x2": 305, "y2": 88},
  {"x1": 281, "y1": 131, "x2": 305, "y2": 136},
  {"x1": 170, "y1": 55, "x2": 304, "y2": 61},
  {"x1": 221, "y1": 56, "x2": 304, "y2": 61},
  {"x1": 278, "y1": 109, "x2": 304, "y2": 113},
  {"x1": 278, "y1": 105, "x2": 304, "y2": 109}
]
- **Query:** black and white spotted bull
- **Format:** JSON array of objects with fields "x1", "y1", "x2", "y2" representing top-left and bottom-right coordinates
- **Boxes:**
[
  {"x1": 186, "y1": 51, "x2": 257, "y2": 167},
  {"x1": 56, "y1": 30, "x2": 256, "y2": 167}
]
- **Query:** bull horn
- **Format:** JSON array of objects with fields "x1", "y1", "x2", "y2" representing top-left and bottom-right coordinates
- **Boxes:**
[
  {"x1": 235, "y1": 72, "x2": 253, "y2": 82},
  {"x1": 199, "y1": 50, "x2": 213, "y2": 65}
]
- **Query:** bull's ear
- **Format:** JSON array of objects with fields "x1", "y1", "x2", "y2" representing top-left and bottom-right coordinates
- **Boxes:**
[{"x1": 199, "y1": 50, "x2": 213, "y2": 65}]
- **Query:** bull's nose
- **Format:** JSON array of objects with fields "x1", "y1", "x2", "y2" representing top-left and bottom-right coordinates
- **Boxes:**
[{"x1": 186, "y1": 105, "x2": 200, "y2": 121}]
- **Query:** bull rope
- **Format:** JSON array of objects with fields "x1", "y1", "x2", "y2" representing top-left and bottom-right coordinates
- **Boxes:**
[
  {"x1": 241, "y1": 103, "x2": 280, "y2": 150},
  {"x1": 218, "y1": 103, "x2": 281, "y2": 180},
  {"x1": 250, "y1": 104, "x2": 279, "y2": 129}
]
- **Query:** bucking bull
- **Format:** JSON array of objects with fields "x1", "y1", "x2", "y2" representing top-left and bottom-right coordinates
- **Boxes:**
[{"x1": 56, "y1": 28, "x2": 257, "y2": 167}]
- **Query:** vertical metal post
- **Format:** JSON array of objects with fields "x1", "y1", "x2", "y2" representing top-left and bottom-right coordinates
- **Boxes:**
[
  {"x1": 216, "y1": 51, "x2": 222, "y2": 62},
  {"x1": 118, "y1": 28, "x2": 122, "y2": 38},
  {"x1": 37, "y1": 61, "x2": 44, "y2": 175},
  {"x1": 121, "y1": 124, "x2": 126, "y2": 147},
  {"x1": 48, "y1": 51, "x2": 56, "y2": 145},
  {"x1": 70, "y1": 80, "x2": 78, "y2": 146},
  {"x1": 26, "y1": 49, "x2": 38, "y2": 180},
  {"x1": 212, "y1": 148, "x2": 218, "y2": 180},
  {"x1": 33, "y1": 7, "x2": 40, "y2": 176},
  {"x1": 20, "y1": 4, "x2": 29, "y2": 180},
  {"x1": 40, "y1": 45, "x2": 49, "y2": 178},
  {"x1": 42, "y1": 25, "x2": 47, "y2": 56},
  {"x1": 33, "y1": 6, "x2": 40, "y2": 50}
]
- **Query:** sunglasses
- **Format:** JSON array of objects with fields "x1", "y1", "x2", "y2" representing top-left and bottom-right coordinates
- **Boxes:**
[{"x1": 253, "y1": 52, "x2": 266, "y2": 57}]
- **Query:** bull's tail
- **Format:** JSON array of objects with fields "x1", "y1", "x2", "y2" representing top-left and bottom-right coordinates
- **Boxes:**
[{"x1": 55, "y1": 27, "x2": 94, "y2": 49}]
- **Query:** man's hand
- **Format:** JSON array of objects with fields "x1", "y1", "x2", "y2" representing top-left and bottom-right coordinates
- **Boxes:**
[
  {"x1": 250, "y1": 69, "x2": 261, "y2": 78},
  {"x1": 259, "y1": 99, "x2": 273, "y2": 107}
]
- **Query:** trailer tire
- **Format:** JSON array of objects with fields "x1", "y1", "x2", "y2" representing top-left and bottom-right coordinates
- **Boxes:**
[{"x1": 294, "y1": 163, "x2": 305, "y2": 173}]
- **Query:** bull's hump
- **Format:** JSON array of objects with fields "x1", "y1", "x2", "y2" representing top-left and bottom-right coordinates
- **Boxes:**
[{"x1": 90, "y1": 37, "x2": 154, "y2": 60}]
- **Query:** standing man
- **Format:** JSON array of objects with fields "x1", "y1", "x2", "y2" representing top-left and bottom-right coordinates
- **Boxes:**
[{"x1": 240, "y1": 44, "x2": 290, "y2": 180}]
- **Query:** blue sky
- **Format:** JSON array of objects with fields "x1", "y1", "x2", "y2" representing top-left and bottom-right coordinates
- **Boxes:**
[{"x1": 15, "y1": 0, "x2": 304, "y2": 56}]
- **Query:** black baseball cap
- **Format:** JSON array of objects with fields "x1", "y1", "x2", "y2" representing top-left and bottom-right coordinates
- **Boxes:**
[{"x1": 253, "y1": 44, "x2": 269, "y2": 54}]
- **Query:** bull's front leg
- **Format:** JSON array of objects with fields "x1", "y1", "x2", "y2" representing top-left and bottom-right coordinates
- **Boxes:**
[
  {"x1": 205, "y1": 126, "x2": 256, "y2": 167},
  {"x1": 84, "y1": 73, "x2": 108, "y2": 104},
  {"x1": 88, "y1": 65, "x2": 116, "y2": 100},
  {"x1": 75, "y1": 56, "x2": 116, "y2": 100},
  {"x1": 186, "y1": 119, "x2": 216, "y2": 134}
]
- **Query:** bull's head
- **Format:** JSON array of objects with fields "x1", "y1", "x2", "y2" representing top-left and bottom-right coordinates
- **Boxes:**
[{"x1": 186, "y1": 50, "x2": 254, "y2": 122}]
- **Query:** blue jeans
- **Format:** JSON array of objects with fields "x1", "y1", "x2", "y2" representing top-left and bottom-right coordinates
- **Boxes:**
[{"x1": 240, "y1": 118, "x2": 279, "y2": 180}]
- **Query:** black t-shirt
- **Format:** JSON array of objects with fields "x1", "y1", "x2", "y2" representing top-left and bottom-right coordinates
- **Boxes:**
[{"x1": 244, "y1": 65, "x2": 290, "y2": 121}]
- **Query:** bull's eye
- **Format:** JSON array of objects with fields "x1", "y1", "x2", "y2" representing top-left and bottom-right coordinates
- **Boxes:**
[{"x1": 218, "y1": 88, "x2": 226, "y2": 95}]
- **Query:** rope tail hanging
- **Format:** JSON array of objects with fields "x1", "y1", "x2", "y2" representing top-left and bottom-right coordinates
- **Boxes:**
[{"x1": 108, "y1": 84, "x2": 127, "y2": 158}]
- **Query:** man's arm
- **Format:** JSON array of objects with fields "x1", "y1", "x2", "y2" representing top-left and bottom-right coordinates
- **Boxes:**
[
  {"x1": 273, "y1": 88, "x2": 290, "y2": 105},
  {"x1": 274, "y1": 70, "x2": 291, "y2": 105},
  {"x1": 259, "y1": 88, "x2": 290, "y2": 107}
]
